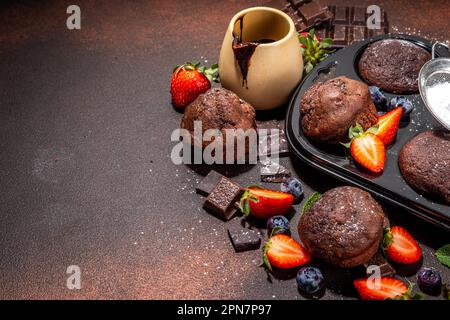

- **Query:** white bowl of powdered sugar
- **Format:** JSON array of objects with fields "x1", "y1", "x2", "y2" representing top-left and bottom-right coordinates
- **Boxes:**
[{"x1": 419, "y1": 43, "x2": 450, "y2": 131}]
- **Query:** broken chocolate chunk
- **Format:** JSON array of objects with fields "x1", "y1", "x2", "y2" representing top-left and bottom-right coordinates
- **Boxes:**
[
  {"x1": 228, "y1": 224, "x2": 261, "y2": 252},
  {"x1": 364, "y1": 252, "x2": 396, "y2": 278},
  {"x1": 260, "y1": 159, "x2": 292, "y2": 183},
  {"x1": 203, "y1": 177, "x2": 243, "y2": 220},
  {"x1": 195, "y1": 170, "x2": 224, "y2": 196},
  {"x1": 282, "y1": 0, "x2": 333, "y2": 32},
  {"x1": 257, "y1": 120, "x2": 290, "y2": 157}
]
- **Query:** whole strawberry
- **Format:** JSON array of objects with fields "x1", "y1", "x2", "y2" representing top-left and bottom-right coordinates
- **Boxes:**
[{"x1": 170, "y1": 62, "x2": 218, "y2": 109}]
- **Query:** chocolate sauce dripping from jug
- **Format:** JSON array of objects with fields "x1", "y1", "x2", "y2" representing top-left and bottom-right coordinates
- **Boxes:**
[{"x1": 232, "y1": 16, "x2": 274, "y2": 89}]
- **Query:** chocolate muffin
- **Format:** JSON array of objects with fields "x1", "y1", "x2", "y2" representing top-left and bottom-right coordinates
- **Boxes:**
[
  {"x1": 358, "y1": 39, "x2": 431, "y2": 93},
  {"x1": 298, "y1": 186, "x2": 385, "y2": 268},
  {"x1": 300, "y1": 76, "x2": 378, "y2": 143},
  {"x1": 399, "y1": 131, "x2": 450, "y2": 204},
  {"x1": 180, "y1": 87, "x2": 256, "y2": 161}
]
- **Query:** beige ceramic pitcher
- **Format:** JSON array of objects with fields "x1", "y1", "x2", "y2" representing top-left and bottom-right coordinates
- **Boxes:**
[{"x1": 219, "y1": 7, "x2": 303, "y2": 110}]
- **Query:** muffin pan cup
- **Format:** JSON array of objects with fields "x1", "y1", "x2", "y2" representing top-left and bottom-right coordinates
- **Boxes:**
[{"x1": 285, "y1": 34, "x2": 450, "y2": 231}]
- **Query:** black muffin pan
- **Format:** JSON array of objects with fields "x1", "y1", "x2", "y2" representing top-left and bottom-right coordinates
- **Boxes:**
[{"x1": 285, "y1": 34, "x2": 450, "y2": 231}]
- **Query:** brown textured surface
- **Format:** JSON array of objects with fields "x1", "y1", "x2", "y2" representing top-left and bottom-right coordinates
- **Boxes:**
[
  {"x1": 0, "y1": 0, "x2": 449, "y2": 300},
  {"x1": 359, "y1": 39, "x2": 431, "y2": 93},
  {"x1": 399, "y1": 131, "x2": 450, "y2": 204},
  {"x1": 300, "y1": 76, "x2": 378, "y2": 143},
  {"x1": 298, "y1": 187, "x2": 385, "y2": 267}
]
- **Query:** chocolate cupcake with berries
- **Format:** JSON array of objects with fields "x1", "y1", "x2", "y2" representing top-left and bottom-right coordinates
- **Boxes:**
[{"x1": 298, "y1": 186, "x2": 386, "y2": 268}]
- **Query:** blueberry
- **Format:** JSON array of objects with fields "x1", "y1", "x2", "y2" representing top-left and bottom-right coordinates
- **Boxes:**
[
  {"x1": 369, "y1": 86, "x2": 388, "y2": 111},
  {"x1": 281, "y1": 178, "x2": 303, "y2": 200},
  {"x1": 416, "y1": 267, "x2": 442, "y2": 295},
  {"x1": 390, "y1": 96, "x2": 413, "y2": 118},
  {"x1": 296, "y1": 267, "x2": 325, "y2": 294},
  {"x1": 267, "y1": 215, "x2": 290, "y2": 236}
]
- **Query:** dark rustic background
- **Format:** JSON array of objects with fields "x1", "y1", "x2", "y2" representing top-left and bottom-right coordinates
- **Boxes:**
[{"x1": 1, "y1": 0, "x2": 449, "y2": 299}]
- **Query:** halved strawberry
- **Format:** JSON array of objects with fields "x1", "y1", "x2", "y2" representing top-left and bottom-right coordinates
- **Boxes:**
[
  {"x1": 354, "y1": 277, "x2": 408, "y2": 300},
  {"x1": 375, "y1": 107, "x2": 404, "y2": 145},
  {"x1": 239, "y1": 187, "x2": 294, "y2": 219},
  {"x1": 263, "y1": 234, "x2": 311, "y2": 270},
  {"x1": 382, "y1": 226, "x2": 422, "y2": 264},
  {"x1": 343, "y1": 124, "x2": 386, "y2": 173}
]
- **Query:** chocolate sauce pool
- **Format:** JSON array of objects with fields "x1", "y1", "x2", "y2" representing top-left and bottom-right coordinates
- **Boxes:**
[{"x1": 232, "y1": 16, "x2": 275, "y2": 89}]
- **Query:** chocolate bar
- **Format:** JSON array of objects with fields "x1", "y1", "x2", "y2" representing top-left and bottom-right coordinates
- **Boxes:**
[
  {"x1": 282, "y1": 0, "x2": 333, "y2": 32},
  {"x1": 203, "y1": 176, "x2": 243, "y2": 220},
  {"x1": 315, "y1": 5, "x2": 389, "y2": 48},
  {"x1": 364, "y1": 252, "x2": 396, "y2": 278},
  {"x1": 227, "y1": 224, "x2": 261, "y2": 252},
  {"x1": 195, "y1": 170, "x2": 224, "y2": 196}
]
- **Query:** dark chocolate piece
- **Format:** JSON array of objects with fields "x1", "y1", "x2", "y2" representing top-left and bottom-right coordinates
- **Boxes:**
[
  {"x1": 227, "y1": 225, "x2": 261, "y2": 252},
  {"x1": 364, "y1": 252, "x2": 396, "y2": 278},
  {"x1": 260, "y1": 159, "x2": 292, "y2": 183},
  {"x1": 203, "y1": 177, "x2": 243, "y2": 220},
  {"x1": 257, "y1": 120, "x2": 290, "y2": 157},
  {"x1": 314, "y1": 5, "x2": 389, "y2": 48},
  {"x1": 195, "y1": 170, "x2": 224, "y2": 196},
  {"x1": 282, "y1": 0, "x2": 333, "y2": 32}
]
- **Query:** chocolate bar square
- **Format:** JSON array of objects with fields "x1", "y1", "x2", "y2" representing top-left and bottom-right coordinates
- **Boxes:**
[
  {"x1": 283, "y1": 0, "x2": 333, "y2": 32},
  {"x1": 228, "y1": 225, "x2": 261, "y2": 252},
  {"x1": 364, "y1": 252, "x2": 396, "y2": 277},
  {"x1": 203, "y1": 177, "x2": 243, "y2": 220},
  {"x1": 257, "y1": 120, "x2": 290, "y2": 157},
  {"x1": 195, "y1": 170, "x2": 224, "y2": 196},
  {"x1": 324, "y1": 5, "x2": 389, "y2": 48},
  {"x1": 284, "y1": 1, "x2": 390, "y2": 48}
]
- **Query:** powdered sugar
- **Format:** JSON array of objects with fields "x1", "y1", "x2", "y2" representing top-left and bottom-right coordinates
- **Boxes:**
[{"x1": 425, "y1": 81, "x2": 450, "y2": 126}]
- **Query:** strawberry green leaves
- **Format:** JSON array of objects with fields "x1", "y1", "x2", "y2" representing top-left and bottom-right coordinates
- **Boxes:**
[
  {"x1": 173, "y1": 62, "x2": 219, "y2": 83},
  {"x1": 203, "y1": 63, "x2": 220, "y2": 83},
  {"x1": 238, "y1": 189, "x2": 259, "y2": 217},
  {"x1": 262, "y1": 239, "x2": 273, "y2": 271},
  {"x1": 341, "y1": 123, "x2": 379, "y2": 148},
  {"x1": 381, "y1": 227, "x2": 393, "y2": 257},
  {"x1": 391, "y1": 283, "x2": 423, "y2": 300},
  {"x1": 298, "y1": 28, "x2": 334, "y2": 74}
]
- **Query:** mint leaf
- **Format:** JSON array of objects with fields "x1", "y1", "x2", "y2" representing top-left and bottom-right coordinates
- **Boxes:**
[
  {"x1": 436, "y1": 244, "x2": 450, "y2": 268},
  {"x1": 302, "y1": 192, "x2": 321, "y2": 214}
]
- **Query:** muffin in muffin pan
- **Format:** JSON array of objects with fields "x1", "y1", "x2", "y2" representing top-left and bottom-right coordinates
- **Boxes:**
[{"x1": 285, "y1": 34, "x2": 449, "y2": 230}]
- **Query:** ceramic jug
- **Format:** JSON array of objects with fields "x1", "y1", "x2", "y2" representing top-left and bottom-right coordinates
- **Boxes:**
[{"x1": 219, "y1": 7, "x2": 303, "y2": 110}]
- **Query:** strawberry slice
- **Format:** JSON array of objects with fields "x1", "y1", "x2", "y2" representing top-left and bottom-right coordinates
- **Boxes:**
[
  {"x1": 375, "y1": 107, "x2": 404, "y2": 145},
  {"x1": 239, "y1": 187, "x2": 294, "y2": 219},
  {"x1": 343, "y1": 124, "x2": 386, "y2": 173},
  {"x1": 263, "y1": 234, "x2": 311, "y2": 270},
  {"x1": 354, "y1": 277, "x2": 408, "y2": 300},
  {"x1": 382, "y1": 226, "x2": 422, "y2": 264}
]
